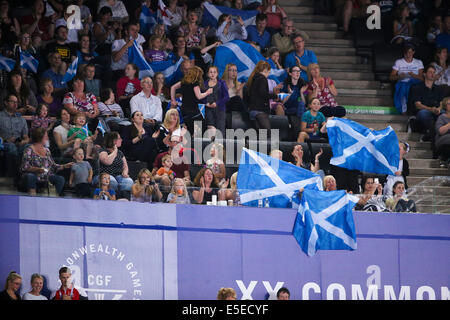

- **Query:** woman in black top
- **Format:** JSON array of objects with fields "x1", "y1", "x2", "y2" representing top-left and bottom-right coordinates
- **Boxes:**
[
  {"x1": 246, "y1": 61, "x2": 279, "y2": 133},
  {"x1": 0, "y1": 271, "x2": 22, "y2": 300},
  {"x1": 170, "y1": 66, "x2": 213, "y2": 135},
  {"x1": 192, "y1": 167, "x2": 227, "y2": 204}
]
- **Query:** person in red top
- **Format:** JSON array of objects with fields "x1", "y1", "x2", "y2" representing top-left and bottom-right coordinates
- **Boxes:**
[
  {"x1": 258, "y1": 0, "x2": 287, "y2": 35},
  {"x1": 21, "y1": 0, "x2": 55, "y2": 43},
  {"x1": 53, "y1": 267, "x2": 80, "y2": 300},
  {"x1": 116, "y1": 63, "x2": 142, "y2": 116}
]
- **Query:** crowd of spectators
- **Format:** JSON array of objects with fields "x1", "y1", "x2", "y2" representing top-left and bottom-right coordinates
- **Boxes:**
[{"x1": 0, "y1": 0, "x2": 448, "y2": 212}]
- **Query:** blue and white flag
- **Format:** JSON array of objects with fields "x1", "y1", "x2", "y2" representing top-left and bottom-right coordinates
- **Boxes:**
[
  {"x1": 198, "y1": 104, "x2": 205, "y2": 118},
  {"x1": 20, "y1": 50, "x2": 39, "y2": 73},
  {"x1": 214, "y1": 40, "x2": 287, "y2": 83},
  {"x1": 81, "y1": 123, "x2": 89, "y2": 137},
  {"x1": 96, "y1": 120, "x2": 106, "y2": 135},
  {"x1": 202, "y1": 2, "x2": 258, "y2": 28},
  {"x1": 293, "y1": 189, "x2": 359, "y2": 256},
  {"x1": 128, "y1": 40, "x2": 183, "y2": 85},
  {"x1": 0, "y1": 54, "x2": 16, "y2": 72},
  {"x1": 61, "y1": 57, "x2": 79, "y2": 84},
  {"x1": 237, "y1": 148, "x2": 323, "y2": 208},
  {"x1": 326, "y1": 118, "x2": 400, "y2": 175},
  {"x1": 139, "y1": 4, "x2": 157, "y2": 35}
]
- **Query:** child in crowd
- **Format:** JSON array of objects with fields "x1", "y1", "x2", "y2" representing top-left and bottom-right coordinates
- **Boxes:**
[
  {"x1": 29, "y1": 104, "x2": 55, "y2": 131},
  {"x1": 144, "y1": 35, "x2": 168, "y2": 63},
  {"x1": 131, "y1": 168, "x2": 162, "y2": 203},
  {"x1": 69, "y1": 147, "x2": 93, "y2": 198},
  {"x1": 83, "y1": 63, "x2": 101, "y2": 98},
  {"x1": 167, "y1": 178, "x2": 191, "y2": 204},
  {"x1": 67, "y1": 112, "x2": 98, "y2": 159},
  {"x1": 155, "y1": 154, "x2": 175, "y2": 187},
  {"x1": 297, "y1": 97, "x2": 327, "y2": 143},
  {"x1": 116, "y1": 63, "x2": 142, "y2": 105},
  {"x1": 93, "y1": 172, "x2": 116, "y2": 200},
  {"x1": 206, "y1": 143, "x2": 226, "y2": 181},
  {"x1": 204, "y1": 65, "x2": 229, "y2": 139},
  {"x1": 53, "y1": 267, "x2": 80, "y2": 300}
]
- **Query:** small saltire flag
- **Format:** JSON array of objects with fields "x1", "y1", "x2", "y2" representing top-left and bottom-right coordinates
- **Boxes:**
[
  {"x1": 0, "y1": 54, "x2": 16, "y2": 72},
  {"x1": 61, "y1": 57, "x2": 79, "y2": 84},
  {"x1": 128, "y1": 40, "x2": 183, "y2": 85},
  {"x1": 157, "y1": 0, "x2": 172, "y2": 26},
  {"x1": 214, "y1": 40, "x2": 286, "y2": 84},
  {"x1": 139, "y1": 4, "x2": 157, "y2": 35},
  {"x1": 81, "y1": 123, "x2": 89, "y2": 137},
  {"x1": 198, "y1": 103, "x2": 205, "y2": 118},
  {"x1": 237, "y1": 148, "x2": 323, "y2": 208},
  {"x1": 202, "y1": 2, "x2": 258, "y2": 28},
  {"x1": 293, "y1": 189, "x2": 359, "y2": 256},
  {"x1": 96, "y1": 120, "x2": 106, "y2": 135},
  {"x1": 20, "y1": 51, "x2": 39, "y2": 73},
  {"x1": 326, "y1": 118, "x2": 400, "y2": 175}
]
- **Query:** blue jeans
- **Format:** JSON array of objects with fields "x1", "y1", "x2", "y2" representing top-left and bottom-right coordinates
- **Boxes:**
[
  {"x1": 22, "y1": 173, "x2": 66, "y2": 196},
  {"x1": 92, "y1": 174, "x2": 133, "y2": 192},
  {"x1": 416, "y1": 109, "x2": 438, "y2": 133}
]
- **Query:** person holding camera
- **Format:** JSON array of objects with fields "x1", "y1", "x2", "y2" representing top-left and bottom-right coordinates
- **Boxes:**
[{"x1": 131, "y1": 168, "x2": 162, "y2": 203}]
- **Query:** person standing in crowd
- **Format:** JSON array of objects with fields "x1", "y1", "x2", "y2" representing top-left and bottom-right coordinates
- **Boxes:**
[
  {"x1": 257, "y1": 0, "x2": 287, "y2": 35},
  {"x1": 335, "y1": 0, "x2": 371, "y2": 36},
  {"x1": 390, "y1": 43, "x2": 424, "y2": 115},
  {"x1": 384, "y1": 142, "x2": 410, "y2": 195},
  {"x1": 277, "y1": 287, "x2": 290, "y2": 300},
  {"x1": 154, "y1": 108, "x2": 184, "y2": 155},
  {"x1": 91, "y1": 6, "x2": 117, "y2": 54},
  {"x1": 53, "y1": 267, "x2": 80, "y2": 300},
  {"x1": 130, "y1": 76, "x2": 163, "y2": 127},
  {"x1": 222, "y1": 63, "x2": 245, "y2": 112},
  {"x1": 116, "y1": 63, "x2": 141, "y2": 115},
  {"x1": 170, "y1": 66, "x2": 213, "y2": 135},
  {"x1": 246, "y1": 60, "x2": 279, "y2": 134},
  {"x1": 215, "y1": 14, "x2": 247, "y2": 44},
  {"x1": 111, "y1": 22, "x2": 142, "y2": 82},
  {"x1": 69, "y1": 147, "x2": 93, "y2": 198},
  {"x1": 246, "y1": 13, "x2": 271, "y2": 53},
  {"x1": 22, "y1": 274, "x2": 48, "y2": 300},
  {"x1": 36, "y1": 77, "x2": 62, "y2": 117},
  {"x1": 95, "y1": 131, "x2": 133, "y2": 194},
  {"x1": 177, "y1": 9, "x2": 207, "y2": 50},
  {"x1": 297, "y1": 97, "x2": 327, "y2": 143},
  {"x1": 20, "y1": 127, "x2": 72, "y2": 196},
  {"x1": 284, "y1": 33, "x2": 318, "y2": 82},
  {"x1": 203, "y1": 65, "x2": 229, "y2": 139},
  {"x1": 131, "y1": 168, "x2": 162, "y2": 202},
  {"x1": 435, "y1": 96, "x2": 450, "y2": 168},
  {"x1": 93, "y1": 172, "x2": 116, "y2": 200},
  {"x1": 306, "y1": 63, "x2": 346, "y2": 118},
  {"x1": 0, "y1": 271, "x2": 22, "y2": 300}
]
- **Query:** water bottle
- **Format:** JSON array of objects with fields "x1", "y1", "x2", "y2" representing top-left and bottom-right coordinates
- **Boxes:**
[
  {"x1": 258, "y1": 198, "x2": 263, "y2": 208},
  {"x1": 264, "y1": 198, "x2": 270, "y2": 208},
  {"x1": 235, "y1": 190, "x2": 241, "y2": 206}
]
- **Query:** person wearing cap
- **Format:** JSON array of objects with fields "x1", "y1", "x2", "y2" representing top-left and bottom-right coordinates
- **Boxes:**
[
  {"x1": 53, "y1": 267, "x2": 80, "y2": 300},
  {"x1": 383, "y1": 141, "x2": 410, "y2": 195}
]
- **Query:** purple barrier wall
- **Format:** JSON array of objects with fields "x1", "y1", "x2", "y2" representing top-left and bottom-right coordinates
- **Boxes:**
[{"x1": 0, "y1": 195, "x2": 449, "y2": 300}]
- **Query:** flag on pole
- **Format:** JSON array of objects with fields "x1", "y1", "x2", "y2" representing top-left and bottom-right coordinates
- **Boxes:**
[
  {"x1": 0, "y1": 54, "x2": 16, "y2": 72},
  {"x1": 326, "y1": 118, "x2": 400, "y2": 175},
  {"x1": 237, "y1": 148, "x2": 323, "y2": 208},
  {"x1": 293, "y1": 189, "x2": 359, "y2": 256},
  {"x1": 213, "y1": 40, "x2": 286, "y2": 83},
  {"x1": 128, "y1": 40, "x2": 183, "y2": 85},
  {"x1": 19, "y1": 50, "x2": 39, "y2": 73},
  {"x1": 61, "y1": 57, "x2": 79, "y2": 84}
]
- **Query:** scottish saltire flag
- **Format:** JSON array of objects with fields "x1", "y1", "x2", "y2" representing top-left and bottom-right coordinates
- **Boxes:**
[
  {"x1": 61, "y1": 57, "x2": 78, "y2": 84},
  {"x1": 139, "y1": 4, "x2": 157, "y2": 35},
  {"x1": 293, "y1": 189, "x2": 359, "y2": 256},
  {"x1": 96, "y1": 120, "x2": 106, "y2": 135},
  {"x1": 326, "y1": 118, "x2": 400, "y2": 175},
  {"x1": 81, "y1": 123, "x2": 89, "y2": 137},
  {"x1": 128, "y1": 40, "x2": 183, "y2": 85},
  {"x1": 157, "y1": 0, "x2": 172, "y2": 26},
  {"x1": 0, "y1": 54, "x2": 16, "y2": 72},
  {"x1": 202, "y1": 2, "x2": 258, "y2": 28},
  {"x1": 20, "y1": 51, "x2": 39, "y2": 73},
  {"x1": 214, "y1": 40, "x2": 287, "y2": 83},
  {"x1": 198, "y1": 104, "x2": 205, "y2": 118},
  {"x1": 237, "y1": 148, "x2": 323, "y2": 208}
]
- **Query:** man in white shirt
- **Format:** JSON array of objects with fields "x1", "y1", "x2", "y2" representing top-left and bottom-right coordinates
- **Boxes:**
[
  {"x1": 111, "y1": 22, "x2": 143, "y2": 78},
  {"x1": 130, "y1": 77, "x2": 162, "y2": 124}
]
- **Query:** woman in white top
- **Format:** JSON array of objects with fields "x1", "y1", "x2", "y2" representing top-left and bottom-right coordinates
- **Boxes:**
[
  {"x1": 215, "y1": 14, "x2": 247, "y2": 44},
  {"x1": 22, "y1": 274, "x2": 48, "y2": 300},
  {"x1": 97, "y1": 0, "x2": 129, "y2": 23},
  {"x1": 431, "y1": 47, "x2": 450, "y2": 87}
]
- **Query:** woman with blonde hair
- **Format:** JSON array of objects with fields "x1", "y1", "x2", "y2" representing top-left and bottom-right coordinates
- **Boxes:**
[
  {"x1": 131, "y1": 168, "x2": 162, "y2": 202},
  {"x1": 306, "y1": 63, "x2": 346, "y2": 118},
  {"x1": 217, "y1": 287, "x2": 237, "y2": 300},
  {"x1": 0, "y1": 271, "x2": 22, "y2": 300},
  {"x1": 167, "y1": 178, "x2": 191, "y2": 204},
  {"x1": 222, "y1": 63, "x2": 246, "y2": 114},
  {"x1": 22, "y1": 273, "x2": 48, "y2": 300},
  {"x1": 246, "y1": 60, "x2": 279, "y2": 133},
  {"x1": 170, "y1": 66, "x2": 213, "y2": 135}
]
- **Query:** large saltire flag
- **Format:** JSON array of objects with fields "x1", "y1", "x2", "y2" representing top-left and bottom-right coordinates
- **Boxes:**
[
  {"x1": 237, "y1": 148, "x2": 323, "y2": 208},
  {"x1": 201, "y1": 2, "x2": 258, "y2": 28},
  {"x1": 213, "y1": 40, "x2": 287, "y2": 83},
  {"x1": 19, "y1": 50, "x2": 39, "y2": 73},
  {"x1": 326, "y1": 118, "x2": 400, "y2": 175},
  {"x1": 0, "y1": 54, "x2": 16, "y2": 72},
  {"x1": 128, "y1": 40, "x2": 183, "y2": 85},
  {"x1": 61, "y1": 57, "x2": 79, "y2": 84},
  {"x1": 293, "y1": 189, "x2": 359, "y2": 256},
  {"x1": 139, "y1": 4, "x2": 157, "y2": 35}
]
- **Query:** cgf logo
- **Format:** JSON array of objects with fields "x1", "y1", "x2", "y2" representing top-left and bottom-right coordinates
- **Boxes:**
[
  {"x1": 66, "y1": 5, "x2": 82, "y2": 30},
  {"x1": 366, "y1": 4, "x2": 381, "y2": 30}
]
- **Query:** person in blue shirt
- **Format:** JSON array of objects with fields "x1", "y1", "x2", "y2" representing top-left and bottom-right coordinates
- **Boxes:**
[
  {"x1": 246, "y1": 13, "x2": 271, "y2": 54},
  {"x1": 40, "y1": 52, "x2": 68, "y2": 95},
  {"x1": 436, "y1": 15, "x2": 450, "y2": 52},
  {"x1": 284, "y1": 33, "x2": 318, "y2": 82}
]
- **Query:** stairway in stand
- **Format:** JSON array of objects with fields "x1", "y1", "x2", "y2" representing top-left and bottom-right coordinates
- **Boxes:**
[{"x1": 279, "y1": 0, "x2": 450, "y2": 213}]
